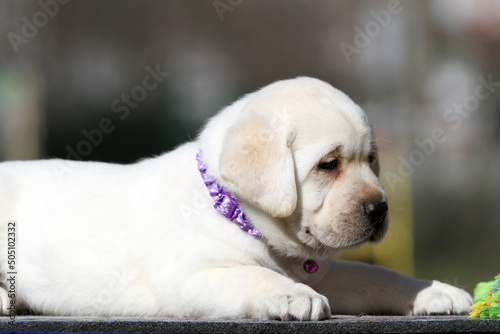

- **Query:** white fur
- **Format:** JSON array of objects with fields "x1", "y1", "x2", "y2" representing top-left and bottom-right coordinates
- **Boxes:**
[{"x1": 0, "y1": 77, "x2": 472, "y2": 320}]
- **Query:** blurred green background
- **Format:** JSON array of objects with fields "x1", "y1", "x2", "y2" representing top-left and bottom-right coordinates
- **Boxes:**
[{"x1": 1, "y1": 0, "x2": 500, "y2": 294}]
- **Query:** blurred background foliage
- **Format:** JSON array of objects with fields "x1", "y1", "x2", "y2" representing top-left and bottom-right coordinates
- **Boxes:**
[{"x1": 1, "y1": 0, "x2": 500, "y2": 293}]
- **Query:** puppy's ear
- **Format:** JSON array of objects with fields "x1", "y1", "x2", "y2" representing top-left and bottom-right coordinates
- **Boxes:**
[{"x1": 219, "y1": 111, "x2": 297, "y2": 218}]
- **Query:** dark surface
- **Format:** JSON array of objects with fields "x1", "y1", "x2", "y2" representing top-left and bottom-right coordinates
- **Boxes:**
[{"x1": 1, "y1": 315, "x2": 499, "y2": 334}]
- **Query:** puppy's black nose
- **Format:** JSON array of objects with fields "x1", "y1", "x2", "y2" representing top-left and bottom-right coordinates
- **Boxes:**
[{"x1": 364, "y1": 201, "x2": 388, "y2": 221}]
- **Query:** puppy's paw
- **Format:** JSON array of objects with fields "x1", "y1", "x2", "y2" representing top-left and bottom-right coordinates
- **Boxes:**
[
  {"x1": 411, "y1": 280, "x2": 473, "y2": 315},
  {"x1": 256, "y1": 283, "x2": 331, "y2": 321}
]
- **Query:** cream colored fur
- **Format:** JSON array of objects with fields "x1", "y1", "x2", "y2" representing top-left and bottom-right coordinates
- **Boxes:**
[{"x1": 0, "y1": 77, "x2": 472, "y2": 320}]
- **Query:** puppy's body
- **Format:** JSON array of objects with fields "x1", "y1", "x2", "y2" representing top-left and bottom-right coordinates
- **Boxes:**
[{"x1": 0, "y1": 77, "x2": 472, "y2": 319}]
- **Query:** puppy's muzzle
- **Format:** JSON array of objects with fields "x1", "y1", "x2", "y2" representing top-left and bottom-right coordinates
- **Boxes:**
[{"x1": 364, "y1": 201, "x2": 388, "y2": 241}]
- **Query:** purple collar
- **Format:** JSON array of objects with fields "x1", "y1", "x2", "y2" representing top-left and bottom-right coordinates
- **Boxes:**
[
  {"x1": 196, "y1": 150, "x2": 319, "y2": 274},
  {"x1": 196, "y1": 151, "x2": 262, "y2": 238}
]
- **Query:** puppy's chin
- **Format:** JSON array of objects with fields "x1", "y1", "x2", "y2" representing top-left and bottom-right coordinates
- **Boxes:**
[
  {"x1": 368, "y1": 227, "x2": 387, "y2": 244},
  {"x1": 296, "y1": 219, "x2": 389, "y2": 252},
  {"x1": 367, "y1": 215, "x2": 389, "y2": 244},
  {"x1": 295, "y1": 226, "x2": 358, "y2": 252}
]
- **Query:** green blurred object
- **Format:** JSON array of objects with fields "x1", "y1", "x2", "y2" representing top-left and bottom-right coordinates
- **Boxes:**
[
  {"x1": 469, "y1": 275, "x2": 500, "y2": 319},
  {"x1": 474, "y1": 278, "x2": 498, "y2": 303}
]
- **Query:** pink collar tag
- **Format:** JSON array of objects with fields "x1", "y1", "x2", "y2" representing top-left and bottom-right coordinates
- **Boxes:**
[{"x1": 303, "y1": 259, "x2": 319, "y2": 274}]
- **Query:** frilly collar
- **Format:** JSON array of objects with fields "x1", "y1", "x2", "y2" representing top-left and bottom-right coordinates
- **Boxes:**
[{"x1": 196, "y1": 150, "x2": 318, "y2": 274}]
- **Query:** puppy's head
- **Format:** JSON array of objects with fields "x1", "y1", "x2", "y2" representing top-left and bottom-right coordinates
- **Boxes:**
[{"x1": 218, "y1": 77, "x2": 388, "y2": 254}]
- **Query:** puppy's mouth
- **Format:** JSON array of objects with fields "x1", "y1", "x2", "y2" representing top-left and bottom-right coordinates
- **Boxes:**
[
  {"x1": 299, "y1": 228, "x2": 366, "y2": 251},
  {"x1": 348, "y1": 213, "x2": 389, "y2": 247},
  {"x1": 298, "y1": 214, "x2": 388, "y2": 251},
  {"x1": 367, "y1": 212, "x2": 388, "y2": 242}
]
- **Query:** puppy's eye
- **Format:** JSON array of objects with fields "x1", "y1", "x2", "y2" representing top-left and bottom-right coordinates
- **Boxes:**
[
  {"x1": 318, "y1": 159, "x2": 339, "y2": 170},
  {"x1": 368, "y1": 155, "x2": 376, "y2": 164}
]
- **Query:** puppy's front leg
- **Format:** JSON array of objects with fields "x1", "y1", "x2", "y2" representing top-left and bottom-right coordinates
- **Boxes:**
[
  {"x1": 178, "y1": 265, "x2": 330, "y2": 320},
  {"x1": 311, "y1": 260, "x2": 472, "y2": 315}
]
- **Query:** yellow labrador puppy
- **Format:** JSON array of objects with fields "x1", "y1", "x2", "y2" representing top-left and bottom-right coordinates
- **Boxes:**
[{"x1": 0, "y1": 77, "x2": 472, "y2": 320}]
